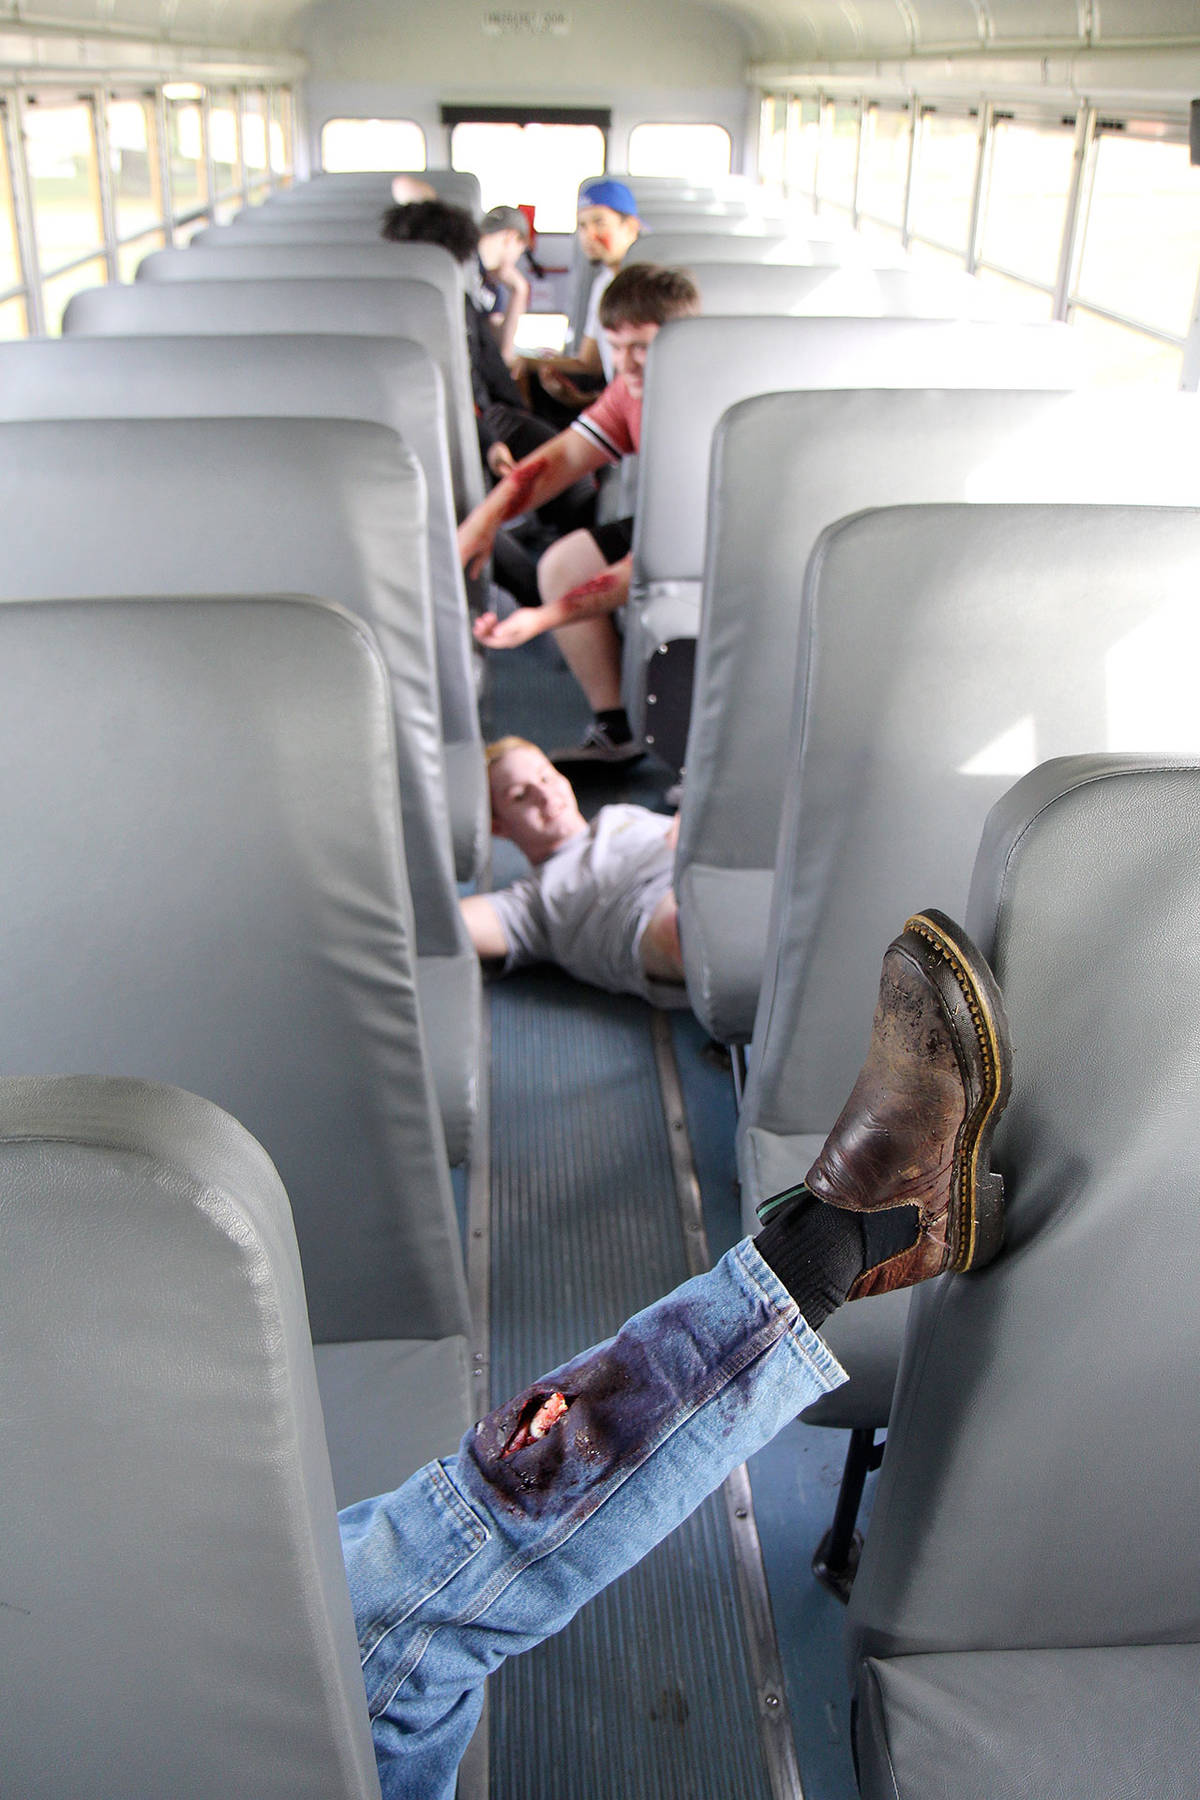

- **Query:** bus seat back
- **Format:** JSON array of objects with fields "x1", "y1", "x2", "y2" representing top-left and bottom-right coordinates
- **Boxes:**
[{"x1": 0, "y1": 1074, "x2": 383, "y2": 1800}]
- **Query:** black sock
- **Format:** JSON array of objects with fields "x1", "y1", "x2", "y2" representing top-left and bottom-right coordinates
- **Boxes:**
[
  {"x1": 754, "y1": 1187, "x2": 921, "y2": 1328},
  {"x1": 755, "y1": 1190, "x2": 865, "y2": 1329},
  {"x1": 595, "y1": 707, "x2": 633, "y2": 745}
]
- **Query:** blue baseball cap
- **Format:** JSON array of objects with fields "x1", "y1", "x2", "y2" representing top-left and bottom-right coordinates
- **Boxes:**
[{"x1": 578, "y1": 178, "x2": 639, "y2": 218}]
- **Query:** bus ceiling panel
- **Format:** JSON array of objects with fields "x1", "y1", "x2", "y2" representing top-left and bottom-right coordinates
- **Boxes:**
[
  {"x1": 728, "y1": 0, "x2": 1200, "y2": 60},
  {"x1": 0, "y1": 0, "x2": 304, "y2": 50},
  {"x1": 5, "y1": 0, "x2": 1200, "y2": 69}
]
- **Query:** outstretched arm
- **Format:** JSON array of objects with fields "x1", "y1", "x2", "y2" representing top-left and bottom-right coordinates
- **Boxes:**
[
  {"x1": 458, "y1": 432, "x2": 605, "y2": 579},
  {"x1": 460, "y1": 894, "x2": 510, "y2": 962},
  {"x1": 520, "y1": 334, "x2": 603, "y2": 387},
  {"x1": 473, "y1": 555, "x2": 632, "y2": 650}
]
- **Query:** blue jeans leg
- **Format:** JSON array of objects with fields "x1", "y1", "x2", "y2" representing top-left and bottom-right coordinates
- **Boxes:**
[{"x1": 338, "y1": 1237, "x2": 847, "y2": 1800}]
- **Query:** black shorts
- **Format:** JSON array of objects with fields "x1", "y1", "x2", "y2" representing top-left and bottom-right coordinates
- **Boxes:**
[{"x1": 586, "y1": 516, "x2": 634, "y2": 565}]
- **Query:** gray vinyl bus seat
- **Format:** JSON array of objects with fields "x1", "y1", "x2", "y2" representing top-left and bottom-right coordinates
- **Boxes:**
[
  {"x1": 563, "y1": 212, "x2": 857, "y2": 351},
  {"x1": 1, "y1": 1074, "x2": 390, "y2": 1800},
  {"x1": 0, "y1": 332, "x2": 488, "y2": 884},
  {"x1": 626, "y1": 231, "x2": 909, "y2": 267},
  {"x1": 238, "y1": 204, "x2": 406, "y2": 229},
  {"x1": 580, "y1": 173, "x2": 784, "y2": 206},
  {"x1": 635, "y1": 200, "x2": 788, "y2": 223},
  {"x1": 737, "y1": 503, "x2": 1200, "y2": 1231},
  {"x1": 137, "y1": 241, "x2": 464, "y2": 292},
  {"x1": 733, "y1": 506, "x2": 1200, "y2": 1563},
  {"x1": 194, "y1": 215, "x2": 403, "y2": 244},
  {"x1": 63, "y1": 273, "x2": 485, "y2": 514},
  {"x1": 0, "y1": 596, "x2": 471, "y2": 1356},
  {"x1": 622, "y1": 317, "x2": 1090, "y2": 739},
  {"x1": 847, "y1": 754, "x2": 1200, "y2": 1800},
  {"x1": 679, "y1": 387, "x2": 1200, "y2": 1049},
  {"x1": 0, "y1": 417, "x2": 479, "y2": 1166},
  {"x1": 676, "y1": 262, "x2": 1012, "y2": 318},
  {"x1": 266, "y1": 168, "x2": 481, "y2": 212}
]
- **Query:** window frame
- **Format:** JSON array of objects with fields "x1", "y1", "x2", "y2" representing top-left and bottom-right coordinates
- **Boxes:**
[
  {"x1": 0, "y1": 90, "x2": 35, "y2": 332},
  {"x1": 0, "y1": 74, "x2": 295, "y2": 336},
  {"x1": 756, "y1": 81, "x2": 1199, "y2": 386},
  {"x1": 19, "y1": 88, "x2": 107, "y2": 292}
]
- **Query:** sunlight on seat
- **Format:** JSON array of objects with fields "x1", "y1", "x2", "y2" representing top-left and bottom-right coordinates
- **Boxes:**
[
  {"x1": 1106, "y1": 602, "x2": 1200, "y2": 750},
  {"x1": 960, "y1": 399, "x2": 1085, "y2": 499},
  {"x1": 960, "y1": 715, "x2": 1038, "y2": 776}
]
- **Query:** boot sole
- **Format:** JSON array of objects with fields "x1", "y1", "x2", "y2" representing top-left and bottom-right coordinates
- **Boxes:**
[{"x1": 901, "y1": 908, "x2": 1012, "y2": 1273}]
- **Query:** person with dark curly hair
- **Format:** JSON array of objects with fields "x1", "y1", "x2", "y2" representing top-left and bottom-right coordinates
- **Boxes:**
[{"x1": 382, "y1": 198, "x2": 596, "y2": 604}]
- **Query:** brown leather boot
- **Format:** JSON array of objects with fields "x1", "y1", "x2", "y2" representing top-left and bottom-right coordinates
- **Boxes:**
[{"x1": 804, "y1": 908, "x2": 1012, "y2": 1300}]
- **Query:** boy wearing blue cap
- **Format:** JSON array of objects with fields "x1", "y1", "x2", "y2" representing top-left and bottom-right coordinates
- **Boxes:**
[{"x1": 520, "y1": 177, "x2": 642, "y2": 405}]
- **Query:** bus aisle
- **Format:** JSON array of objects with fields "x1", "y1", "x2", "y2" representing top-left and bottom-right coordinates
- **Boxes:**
[{"x1": 474, "y1": 635, "x2": 870, "y2": 1799}]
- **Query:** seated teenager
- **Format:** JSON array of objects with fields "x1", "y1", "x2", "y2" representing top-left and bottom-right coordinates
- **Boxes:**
[
  {"x1": 460, "y1": 736, "x2": 685, "y2": 1003},
  {"x1": 379, "y1": 197, "x2": 596, "y2": 599},
  {"x1": 459, "y1": 265, "x2": 702, "y2": 765},
  {"x1": 517, "y1": 177, "x2": 643, "y2": 419},
  {"x1": 476, "y1": 202, "x2": 533, "y2": 371}
]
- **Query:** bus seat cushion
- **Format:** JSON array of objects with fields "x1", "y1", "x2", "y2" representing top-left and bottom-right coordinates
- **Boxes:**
[
  {"x1": 679, "y1": 864, "x2": 774, "y2": 1047},
  {"x1": 800, "y1": 1289, "x2": 909, "y2": 1429},
  {"x1": 857, "y1": 1644, "x2": 1200, "y2": 1800},
  {"x1": 313, "y1": 1336, "x2": 473, "y2": 1510},
  {"x1": 416, "y1": 953, "x2": 482, "y2": 1168}
]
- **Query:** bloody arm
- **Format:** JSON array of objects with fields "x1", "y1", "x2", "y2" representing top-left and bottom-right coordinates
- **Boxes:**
[
  {"x1": 458, "y1": 432, "x2": 605, "y2": 578},
  {"x1": 473, "y1": 555, "x2": 632, "y2": 650}
]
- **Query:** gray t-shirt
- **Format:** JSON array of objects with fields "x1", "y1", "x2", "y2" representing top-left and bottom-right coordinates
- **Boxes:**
[
  {"x1": 583, "y1": 268, "x2": 616, "y2": 380},
  {"x1": 487, "y1": 804, "x2": 687, "y2": 1007}
]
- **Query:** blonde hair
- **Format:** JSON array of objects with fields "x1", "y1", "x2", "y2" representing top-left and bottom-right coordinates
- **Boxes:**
[
  {"x1": 485, "y1": 735, "x2": 538, "y2": 769},
  {"x1": 484, "y1": 736, "x2": 543, "y2": 828}
]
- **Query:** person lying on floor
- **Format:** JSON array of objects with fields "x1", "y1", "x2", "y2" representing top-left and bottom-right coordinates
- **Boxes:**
[
  {"x1": 342, "y1": 905, "x2": 1013, "y2": 1798},
  {"x1": 459, "y1": 735, "x2": 686, "y2": 1005}
]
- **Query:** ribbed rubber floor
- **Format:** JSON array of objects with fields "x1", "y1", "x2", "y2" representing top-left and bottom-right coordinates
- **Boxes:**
[{"x1": 487, "y1": 967, "x2": 776, "y2": 1799}]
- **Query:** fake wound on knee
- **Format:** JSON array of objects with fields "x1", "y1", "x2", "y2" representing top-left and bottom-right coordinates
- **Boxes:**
[{"x1": 502, "y1": 1391, "x2": 571, "y2": 1458}]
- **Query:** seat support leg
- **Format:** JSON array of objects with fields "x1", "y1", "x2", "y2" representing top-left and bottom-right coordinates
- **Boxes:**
[
  {"x1": 812, "y1": 1427, "x2": 885, "y2": 1604},
  {"x1": 730, "y1": 1043, "x2": 748, "y2": 1111}
]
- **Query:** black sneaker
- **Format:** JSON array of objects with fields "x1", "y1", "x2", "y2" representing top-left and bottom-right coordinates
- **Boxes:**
[{"x1": 550, "y1": 722, "x2": 646, "y2": 767}]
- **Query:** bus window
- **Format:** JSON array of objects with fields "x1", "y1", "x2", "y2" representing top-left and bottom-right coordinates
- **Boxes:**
[
  {"x1": 0, "y1": 102, "x2": 23, "y2": 313},
  {"x1": 978, "y1": 117, "x2": 1076, "y2": 291},
  {"x1": 758, "y1": 94, "x2": 787, "y2": 188},
  {"x1": 269, "y1": 88, "x2": 292, "y2": 178},
  {"x1": 42, "y1": 257, "x2": 107, "y2": 334},
  {"x1": 108, "y1": 98, "x2": 161, "y2": 237},
  {"x1": 0, "y1": 295, "x2": 26, "y2": 338},
  {"x1": 816, "y1": 99, "x2": 861, "y2": 213},
  {"x1": 242, "y1": 89, "x2": 269, "y2": 197},
  {"x1": 164, "y1": 87, "x2": 208, "y2": 219},
  {"x1": 24, "y1": 95, "x2": 102, "y2": 281},
  {"x1": 628, "y1": 122, "x2": 731, "y2": 178},
  {"x1": 784, "y1": 96, "x2": 820, "y2": 202},
  {"x1": 209, "y1": 89, "x2": 242, "y2": 213},
  {"x1": 1074, "y1": 130, "x2": 1200, "y2": 342},
  {"x1": 974, "y1": 265, "x2": 1054, "y2": 319},
  {"x1": 451, "y1": 122, "x2": 603, "y2": 231},
  {"x1": 1068, "y1": 308, "x2": 1186, "y2": 386},
  {"x1": 108, "y1": 96, "x2": 166, "y2": 280},
  {"x1": 858, "y1": 104, "x2": 911, "y2": 231},
  {"x1": 909, "y1": 108, "x2": 980, "y2": 255},
  {"x1": 320, "y1": 118, "x2": 426, "y2": 171}
]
